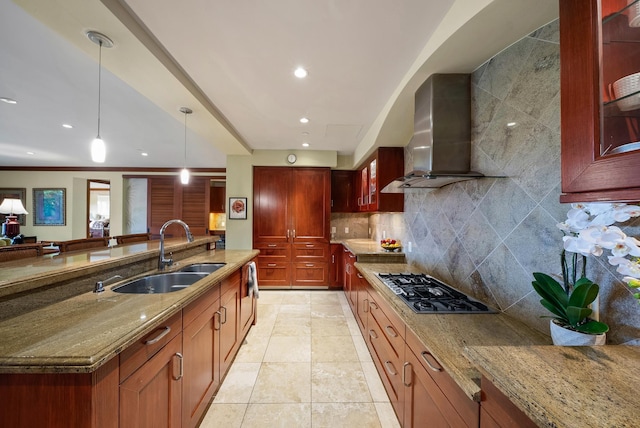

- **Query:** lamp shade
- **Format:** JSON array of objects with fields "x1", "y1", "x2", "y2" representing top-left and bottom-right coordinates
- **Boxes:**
[{"x1": 0, "y1": 198, "x2": 28, "y2": 215}]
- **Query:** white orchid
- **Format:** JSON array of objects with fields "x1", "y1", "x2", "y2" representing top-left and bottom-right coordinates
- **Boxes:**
[{"x1": 557, "y1": 202, "x2": 640, "y2": 302}]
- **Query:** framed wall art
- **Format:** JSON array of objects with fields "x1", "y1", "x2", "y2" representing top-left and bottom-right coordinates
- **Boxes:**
[
  {"x1": 33, "y1": 188, "x2": 66, "y2": 226},
  {"x1": 228, "y1": 197, "x2": 247, "y2": 220},
  {"x1": 0, "y1": 188, "x2": 27, "y2": 226}
]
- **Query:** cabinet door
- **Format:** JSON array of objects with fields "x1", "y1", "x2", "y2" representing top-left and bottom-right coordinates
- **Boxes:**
[
  {"x1": 329, "y1": 244, "x2": 343, "y2": 288},
  {"x1": 120, "y1": 333, "x2": 183, "y2": 428},
  {"x1": 358, "y1": 166, "x2": 369, "y2": 211},
  {"x1": 220, "y1": 272, "x2": 241, "y2": 376},
  {"x1": 330, "y1": 170, "x2": 356, "y2": 212},
  {"x1": 253, "y1": 167, "x2": 291, "y2": 242},
  {"x1": 182, "y1": 299, "x2": 221, "y2": 428},
  {"x1": 240, "y1": 260, "x2": 257, "y2": 337},
  {"x1": 355, "y1": 271, "x2": 369, "y2": 334},
  {"x1": 560, "y1": 0, "x2": 640, "y2": 201},
  {"x1": 369, "y1": 158, "x2": 377, "y2": 208},
  {"x1": 210, "y1": 185, "x2": 226, "y2": 213},
  {"x1": 290, "y1": 168, "x2": 330, "y2": 242}
]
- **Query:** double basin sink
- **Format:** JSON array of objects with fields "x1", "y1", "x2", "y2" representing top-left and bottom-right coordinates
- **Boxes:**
[{"x1": 112, "y1": 263, "x2": 226, "y2": 294}]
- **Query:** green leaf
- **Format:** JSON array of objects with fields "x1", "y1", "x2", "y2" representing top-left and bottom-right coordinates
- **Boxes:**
[
  {"x1": 566, "y1": 305, "x2": 592, "y2": 327},
  {"x1": 540, "y1": 299, "x2": 567, "y2": 322},
  {"x1": 532, "y1": 273, "x2": 568, "y2": 317},
  {"x1": 575, "y1": 320, "x2": 609, "y2": 334},
  {"x1": 568, "y1": 280, "x2": 599, "y2": 308}
]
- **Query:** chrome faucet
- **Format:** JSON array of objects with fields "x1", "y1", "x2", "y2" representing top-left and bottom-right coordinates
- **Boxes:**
[
  {"x1": 94, "y1": 275, "x2": 122, "y2": 293},
  {"x1": 158, "y1": 219, "x2": 194, "y2": 270}
]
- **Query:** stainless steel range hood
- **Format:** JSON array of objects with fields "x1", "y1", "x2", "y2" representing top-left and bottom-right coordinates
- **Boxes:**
[{"x1": 382, "y1": 73, "x2": 484, "y2": 192}]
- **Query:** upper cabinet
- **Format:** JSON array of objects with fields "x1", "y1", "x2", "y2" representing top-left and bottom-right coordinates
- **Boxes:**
[
  {"x1": 331, "y1": 170, "x2": 357, "y2": 212},
  {"x1": 560, "y1": 0, "x2": 640, "y2": 202},
  {"x1": 210, "y1": 182, "x2": 226, "y2": 213},
  {"x1": 357, "y1": 147, "x2": 404, "y2": 212}
]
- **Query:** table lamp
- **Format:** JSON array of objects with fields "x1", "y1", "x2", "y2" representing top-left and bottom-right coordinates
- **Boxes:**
[{"x1": 0, "y1": 198, "x2": 28, "y2": 239}]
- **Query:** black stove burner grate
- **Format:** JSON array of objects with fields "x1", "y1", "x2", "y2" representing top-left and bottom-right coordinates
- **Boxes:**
[{"x1": 377, "y1": 272, "x2": 496, "y2": 314}]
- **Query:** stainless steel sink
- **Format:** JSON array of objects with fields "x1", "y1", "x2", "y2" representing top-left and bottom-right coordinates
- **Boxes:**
[
  {"x1": 179, "y1": 263, "x2": 226, "y2": 273},
  {"x1": 112, "y1": 272, "x2": 206, "y2": 294}
]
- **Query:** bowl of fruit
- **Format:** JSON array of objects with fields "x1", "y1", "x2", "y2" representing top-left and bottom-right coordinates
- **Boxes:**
[{"x1": 380, "y1": 238, "x2": 402, "y2": 252}]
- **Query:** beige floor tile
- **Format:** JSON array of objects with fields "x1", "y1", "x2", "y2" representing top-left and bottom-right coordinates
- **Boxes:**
[
  {"x1": 311, "y1": 335, "x2": 359, "y2": 362},
  {"x1": 312, "y1": 402, "x2": 381, "y2": 428},
  {"x1": 352, "y1": 332, "x2": 374, "y2": 362},
  {"x1": 255, "y1": 304, "x2": 280, "y2": 322},
  {"x1": 346, "y1": 315, "x2": 361, "y2": 336},
  {"x1": 272, "y1": 315, "x2": 311, "y2": 336},
  {"x1": 198, "y1": 403, "x2": 247, "y2": 428},
  {"x1": 245, "y1": 316, "x2": 275, "y2": 337},
  {"x1": 280, "y1": 291, "x2": 311, "y2": 305},
  {"x1": 234, "y1": 335, "x2": 270, "y2": 363},
  {"x1": 310, "y1": 291, "x2": 341, "y2": 306},
  {"x1": 361, "y1": 361, "x2": 390, "y2": 402},
  {"x1": 278, "y1": 304, "x2": 311, "y2": 319},
  {"x1": 250, "y1": 362, "x2": 311, "y2": 403},
  {"x1": 213, "y1": 362, "x2": 261, "y2": 403},
  {"x1": 241, "y1": 403, "x2": 311, "y2": 428},
  {"x1": 311, "y1": 317, "x2": 351, "y2": 336},
  {"x1": 312, "y1": 304, "x2": 347, "y2": 318},
  {"x1": 374, "y1": 402, "x2": 402, "y2": 428},
  {"x1": 263, "y1": 335, "x2": 311, "y2": 362},
  {"x1": 312, "y1": 362, "x2": 372, "y2": 403},
  {"x1": 256, "y1": 292, "x2": 286, "y2": 305}
]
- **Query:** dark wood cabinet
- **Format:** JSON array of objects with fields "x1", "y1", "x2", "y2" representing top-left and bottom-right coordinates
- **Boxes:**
[
  {"x1": 209, "y1": 185, "x2": 225, "y2": 213},
  {"x1": 220, "y1": 270, "x2": 241, "y2": 376},
  {"x1": 356, "y1": 147, "x2": 404, "y2": 212},
  {"x1": 253, "y1": 167, "x2": 331, "y2": 287},
  {"x1": 148, "y1": 176, "x2": 211, "y2": 237},
  {"x1": 355, "y1": 271, "x2": 369, "y2": 333},
  {"x1": 560, "y1": 0, "x2": 640, "y2": 202},
  {"x1": 329, "y1": 243, "x2": 344, "y2": 288},
  {"x1": 344, "y1": 249, "x2": 357, "y2": 312},
  {"x1": 479, "y1": 376, "x2": 536, "y2": 428},
  {"x1": 330, "y1": 170, "x2": 357, "y2": 212}
]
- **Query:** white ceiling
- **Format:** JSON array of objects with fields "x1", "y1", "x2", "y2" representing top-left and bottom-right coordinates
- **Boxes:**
[{"x1": 0, "y1": 0, "x2": 558, "y2": 169}]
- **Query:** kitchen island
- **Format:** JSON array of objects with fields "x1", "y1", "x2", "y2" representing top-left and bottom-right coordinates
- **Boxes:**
[{"x1": 0, "y1": 237, "x2": 259, "y2": 427}]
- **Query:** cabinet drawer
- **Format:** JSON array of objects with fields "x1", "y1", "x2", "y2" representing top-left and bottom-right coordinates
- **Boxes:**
[
  {"x1": 292, "y1": 243, "x2": 329, "y2": 261},
  {"x1": 255, "y1": 242, "x2": 290, "y2": 258},
  {"x1": 368, "y1": 293, "x2": 405, "y2": 357},
  {"x1": 257, "y1": 261, "x2": 289, "y2": 284},
  {"x1": 406, "y1": 328, "x2": 478, "y2": 425},
  {"x1": 119, "y1": 311, "x2": 182, "y2": 383},
  {"x1": 292, "y1": 261, "x2": 328, "y2": 285}
]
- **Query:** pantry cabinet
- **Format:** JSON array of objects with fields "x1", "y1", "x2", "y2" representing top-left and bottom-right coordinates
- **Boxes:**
[
  {"x1": 560, "y1": 0, "x2": 640, "y2": 202},
  {"x1": 253, "y1": 167, "x2": 331, "y2": 287}
]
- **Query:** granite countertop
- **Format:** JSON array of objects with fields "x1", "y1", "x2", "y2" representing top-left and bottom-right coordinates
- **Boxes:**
[
  {"x1": 0, "y1": 248, "x2": 258, "y2": 374},
  {"x1": 465, "y1": 345, "x2": 640, "y2": 427},
  {"x1": 338, "y1": 239, "x2": 406, "y2": 263},
  {"x1": 355, "y1": 262, "x2": 551, "y2": 402}
]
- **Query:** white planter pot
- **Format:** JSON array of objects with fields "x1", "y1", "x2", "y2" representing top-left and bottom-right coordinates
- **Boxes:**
[{"x1": 549, "y1": 320, "x2": 606, "y2": 346}]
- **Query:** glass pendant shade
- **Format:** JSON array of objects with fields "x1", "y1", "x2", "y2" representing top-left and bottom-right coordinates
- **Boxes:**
[
  {"x1": 180, "y1": 168, "x2": 190, "y2": 184},
  {"x1": 91, "y1": 136, "x2": 106, "y2": 163}
]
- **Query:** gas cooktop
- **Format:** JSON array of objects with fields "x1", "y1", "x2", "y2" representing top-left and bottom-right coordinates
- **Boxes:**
[{"x1": 376, "y1": 272, "x2": 496, "y2": 314}]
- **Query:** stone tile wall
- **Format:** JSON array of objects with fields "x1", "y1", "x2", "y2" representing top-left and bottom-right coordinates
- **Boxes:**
[{"x1": 369, "y1": 20, "x2": 640, "y2": 344}]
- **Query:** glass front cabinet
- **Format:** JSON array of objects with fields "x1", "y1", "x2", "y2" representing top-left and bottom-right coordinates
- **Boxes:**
[{"x1": 560, "y1": 0, "x2": 640, "y2": 202}]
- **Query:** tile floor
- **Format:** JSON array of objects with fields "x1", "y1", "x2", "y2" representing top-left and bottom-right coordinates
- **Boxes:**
[{"x1": 199, "y1": 290, "x2": 401, "y2": 428}]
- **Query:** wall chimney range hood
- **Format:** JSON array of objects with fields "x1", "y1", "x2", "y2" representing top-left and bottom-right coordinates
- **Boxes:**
[{"x1": 382, "y1": 73, "x2": 485, "y2": 192}]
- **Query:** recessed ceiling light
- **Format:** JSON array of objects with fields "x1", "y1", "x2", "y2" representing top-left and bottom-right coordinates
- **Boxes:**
[
  {"x1": 62, "y1": 124, "x2": 73, "y2": 129},
  {"x1": 26, "y1": 151, "x2": 35, "y2": 155},
  {"x1": 294, "y1": 67, "x2": 308, "y2": 78},
  {"x1": 141, "y1": 152, "x2": 148, "y2": 157},
  {"x1": 300, "y1": 117, "x2": 309, "y2": 124},
  {"x1": 0, "y1": 97, "x2": 17, "y2": 104},
  {"x1": 302, "y1": 143, "x2": 310, "y2": 147}
]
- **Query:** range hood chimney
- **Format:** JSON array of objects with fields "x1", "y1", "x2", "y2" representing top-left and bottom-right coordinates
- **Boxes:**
[{"x1": 382, "y1": 73, "x2": 484, "y2": 192}]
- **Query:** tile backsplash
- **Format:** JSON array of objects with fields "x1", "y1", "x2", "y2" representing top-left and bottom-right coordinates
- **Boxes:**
[{"x1": 345, "y1": 20, "x2": 640, "y2": 344}]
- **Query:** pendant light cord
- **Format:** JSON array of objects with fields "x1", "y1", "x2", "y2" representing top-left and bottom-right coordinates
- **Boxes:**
[
  {"x1": 183, "y1": 110, "x2": 187, "y2": 167},
  {"x1": 96, "y1": 40, "x2": 102, "y2": 138}
]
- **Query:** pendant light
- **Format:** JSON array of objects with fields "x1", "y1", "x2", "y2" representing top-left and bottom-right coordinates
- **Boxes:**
[
  {"x1": 86, "y1": 31, "x2": 113, "y2": 163},
  {"x1": 179, "y1": 107, "x2": 193, "y2": 184}
]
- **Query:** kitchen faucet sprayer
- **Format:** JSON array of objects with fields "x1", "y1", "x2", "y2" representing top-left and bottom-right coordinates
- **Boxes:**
[
  {"x1": 158, "y1": 219, "x2": 194, "y2": 270},
  {"x1": 94, "y1": 275, "x2": 123, "y2": 293}
]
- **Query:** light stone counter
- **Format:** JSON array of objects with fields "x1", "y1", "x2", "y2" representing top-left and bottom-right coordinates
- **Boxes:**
[
  {"x1": 355, "y1": 262, "x2": 551, "y2": 402},
  {"x1": 465, "y1": 345, "x2": 640, "y2": 427},
  {"x1": 0, "y1": 246, "x2": 258, "y2": 374},
  {"x1": 338, "y1": 239, "x2": 406, "y2": 263}
]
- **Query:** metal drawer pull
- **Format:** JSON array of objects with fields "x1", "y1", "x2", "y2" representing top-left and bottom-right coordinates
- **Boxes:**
[
  {"x1": 144, "y1": 326, "x2": 171, "y2": 345},
  {"x1": 421, "y1": 351, "x2": 443, "y2": 372},
  {"x1": 384, "y1": 361, "x2": 398, "y2": 376},
  {"x1": 214, "y1": 311, "x2": 222, "y2": 330},
  {"x1": 221, "y1": 306, "x2": 227, "y2": 324},
  {"x1": 292, "y1": 229, "x2": 296, "y2": 237},
  {"x1": 268, "y1": 244, "x2": 277, "y2": 247},
  {"x1": 363, "y1": 298, "x2": 369, "y2": 313},
  {"x1": 369, "y1": 329, "x2": 378, "y2": 339},
  {"x1": 306, "y1": 263, "x2": 314, "y2": 267},
  {"x1": 356, "y1": 273, "x2": 363, "y2": 279},
  {"x1": 385, "y1": 325, "x2": 398, "y2": 337},
  {"x1": 268, "y1": 263, "x2": 277, "y2": 267},
  {"x1": 287, "y1": 230, "x2": 290, "y2": 239},
  {"x1": 402, "y1": 362, "x2": 412, "y2": 386},
  {"x1": 306, "y1": 244, "x2": 314, "y2": 247},
  {"x1": 369, "y1": 301, "x2": 379, "y2": 310},
  {"x1": 173, "y1": 352, "x2": 183, "y2": 380}
]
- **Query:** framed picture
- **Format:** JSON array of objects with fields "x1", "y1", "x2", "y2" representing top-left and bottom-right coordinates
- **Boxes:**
[
  {"x1": 33, "y1": 188, "x2": 66, "y2": 226},
  {"x1": 228, "y1": 197, "x2": 247, "y2": 220},
  {"x1": 0, "y1": 188, "x2": 27, "y2": 226}
]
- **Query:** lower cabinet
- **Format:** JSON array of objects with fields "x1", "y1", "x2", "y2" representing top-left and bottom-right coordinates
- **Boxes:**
[
  {"x1": 329, "y1": 244, "x2": 344, "y2": 288},
  {"x1": 0, "y1": 263, "x2": 257, "y2": 428},
  {"x1": 350, "y1": 270, "x2": 480, "y2": 428},
  {"x1": 479, "y1": 376, "x2": 537, "y2": 428}
]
